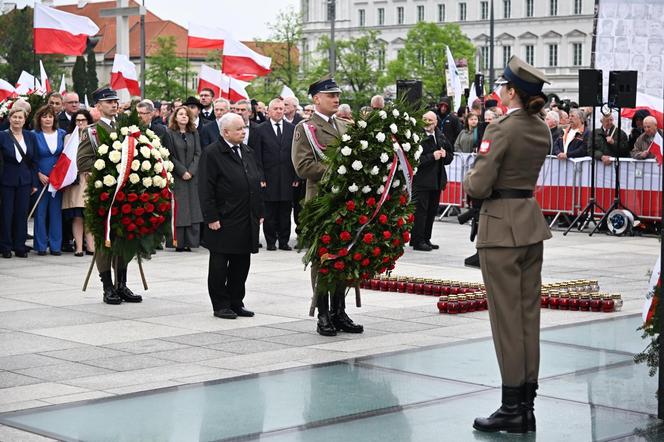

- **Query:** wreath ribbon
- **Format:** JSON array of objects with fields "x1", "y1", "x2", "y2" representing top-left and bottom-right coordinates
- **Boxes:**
[{"x1": 104, "y1": 133, "x2": 136, "y2": 247}]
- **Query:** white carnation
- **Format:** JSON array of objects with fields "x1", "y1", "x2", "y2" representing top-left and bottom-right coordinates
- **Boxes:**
[
  {"x1": 146, "y1": 129, "x2": 155, "y2": 138},
  {"x1": 165, "y1": 161, "x2": 174, "y2": 172},
  {"x1": 413, "y1": 134, "x2": 420, "y2": 143},
  {"x1": 94, "y1": 180, "x2": 103, "y2": 189},
  {"x1": 380, "y1": 152, "x2": 389, "y2": 163},
  {"x1": 108, "y1": 150, "x2": 121, "y2": 163},
  {"x1": 109, "y1": 132, "x2": 118, "y2": 141},
  {"x1": 379, "y1": 110, "x2": 387, "y2": 119},
  {"x1": 376, "y1": 132, "x2": 386, "y2": 143},
  {"x1": 151, "y1": 149, "x2": 162, "y2": 160},
  {"x1": 129, "y1": 173, "x2": 140, "y2": 184},
  {"x1": 405, "y1": 129, "x2": 412, "y2": 139},
  {"x1": 120, "y1": 127, "x2": 129, "y2": 136},
  {"x1": 410, "y1": 117, "x2": 417, "y2": 125},
  {"x1": 414, "y1": 150, "x2": 422, "y2": 161},
  {"x1": 362, "y1": 185, "x2": 371, "y2": 193},
  {"x1": 97, "y1": 144, "x2": 109, "y2": 155},
  {"x1": 390, "y1": 123, "x2": 398, "y2": 134},
  {"x1": 152, "y1": 176, "x2": 163, "y2": 188},
  {"x1": 402, "y1": 143, "x2": 411, "y2": 152},
  {"x1": 167, "y1": 172, "x2": 173, "y2": 182},
  {"x1": 142, "y1": 177, "x2": 153, "y2": 188},
  {"x1": 382, "y1": 175, "x2": 388, "y2": 182},
  {"x1": 341, "y1": 146, "x2": 352, "y2": 156},
  {"x1": 351, "y1": 160, "x2": 363, "y2": 171},
  {"x1": 416, "y1": 146, "x2": 424, "y2": 155},
  {"x1": 358, "y1": 120, "x2": 367, "y2": 128},
  {"x1": 341, "y1": 134, "x2": 351, "y2": 142},
  {"x1": 128, "y1": 125, "x2": 139, "y2": 134},
  {"x1": 116, "y1": 164, "x2": 122, "y2": 174},
  {"x1": 131, "y1": 160, "x2": 140, "y2": 171},
  {"x1": 103, "y1": 175, "x2": 116, "y2": 187},
  {"x1": 337, "y1": 165, "x2": 347, "y2": 175},
  {"x1": 93, "y1": 159, "x2": 106, "y2": 170},
  {"x1": 348, "y1": 183, "x2": 359, "y2": 193},
  {"x1": 159, "y1": 178, "x2": 167, "y2": 188},
  {"x1": 370, "y1": 166, "x2": 380, "y2": 175},
  {"x1": 159, "y1": 147, "x2": 169, "y2": 158},
  {"x1": 392, "y1": 109, "x2": 400, "y2": 117},
  {"x1": 331, "y1": 185, "x2": 340, "y2": 194},
  {"x1": 392, "y1": 179, "x2": 400, "y2": 188},
  {"x1": 360, "y1": 140, "x2": 369, "y2": 150},
  {"x1": 154, "y1": 162, "x2": 164, "y2": 174},
  {"x1": 140, "y1": 146, "x2": 151, "y2": 159},
  {"x1": 377, "y1": 185, "x2": 385, "y2": 194},
  {"x1": 138, "y1": 135, "x2": 149, "y2": 144},
  {"x1": 112, "y1": 141, "x2": 122, "y2": 150},
  {"x1": 151, "y1": 138, "x2": 162, "y2": 148},
  {"x1": 141, "y1": 160, "x2": 152, "y2": 171},
  {"x1": 404, "y1": 112, "x2": 410, "y2": 119}
]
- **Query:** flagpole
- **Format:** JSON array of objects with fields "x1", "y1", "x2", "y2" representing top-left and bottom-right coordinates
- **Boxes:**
[
  {"x1": 659, "y1": 51, "x2": 664, "y2": 420},
  {"x1": 33, "y1": 50, "x2": 37, "y2": 92},
  {"x1": 184, "y1": 41, "x2": 189, "y2": 96}
]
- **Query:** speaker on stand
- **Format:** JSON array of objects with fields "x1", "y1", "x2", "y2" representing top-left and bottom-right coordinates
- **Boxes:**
[{"x1": 396, "y1": 80, "x2": 423, "y2": 109}]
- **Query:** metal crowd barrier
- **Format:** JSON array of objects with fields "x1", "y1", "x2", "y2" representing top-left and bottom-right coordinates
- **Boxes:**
[{"x1": 438, "y1": 152, "x2": 470, "y2": 218}]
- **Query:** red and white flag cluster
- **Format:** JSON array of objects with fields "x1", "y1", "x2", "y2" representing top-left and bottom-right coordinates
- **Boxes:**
[
  {"x1": 0, "y1": 79, "x2": 16, "y2": 102},
  {"x1": 111, "y1": 54, "x2": 141, "y2": 97},
  {"x1": 648, "y1": 132, "x2": 663, "y2": 166},
  {"x1": 222, "y1": 39, "x2": 271, "y2": 80},
  {"x1": 198, "y1": 64, "x2": 249, "y2": 101},
  {"x1": 48, "y1": 128, "x2": 80, "y2": 196},
  {"x1": 187, "y1": 23, "x2": 232, "y2": 50},
  {"x1": 39, "y1": 60, "x2": 51, "y2": 93},
  {"x1": 33, "y1": 3, "x2": 99, "y2": 56}
]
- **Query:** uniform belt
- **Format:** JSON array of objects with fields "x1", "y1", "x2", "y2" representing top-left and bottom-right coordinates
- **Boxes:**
[{"x1": 489, "y1": 189, "x2": 533, "y2": 199}]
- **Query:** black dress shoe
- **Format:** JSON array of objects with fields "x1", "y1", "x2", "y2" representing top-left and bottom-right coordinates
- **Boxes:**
[
  {"x1": 85, "y1": 250, "x2": 95, "y2": 256},
  {"x1": 464, "y1": 252, "x2": 480, "y2": 269},
  {"x1": 266, "y1": 244, "x2": 277, "y2": 251},
  {"x1": 214, "y1": 308, "x2": 238, "y2": 319},
  {"x1": 317, "y1": 313, "x2": 337, "y2": 336},
  {"x1": 412, "y1": 242, "x2": 432, "y2": 251},
  {"x1": 427, "y1": 241, "x2": 440, "y2": 250},
  {"x1": 232, "y1": 307, "x2": 255, "y2": 317},
  {"x1": 175, "y1": 247, "x2": 185, "y2": 252},
  {"x1": 103, "y1": 288, "x2": 122, "y2": 305},
  {"x1": 278, "y1": 244, "x2": 292, "y2": 251},
  {"x1": 75, "y1": 252, "x2": 84, "y2": 257},
  {"x1": 61, "y1": 243, "x2": 74, "y2": 253},
  {"x1": 37, "y1": 251, "x2": 47, "y2": 256},
  {"x1": 473, "y1": 385, "x2": 528, "y2": 433},
  {"x1": 2, "y1": 251, "x2": 11, "y2": 258},
  {"x1": 331, "y1": 311, "x2": 364, "y2": 333},
  {"x1": 117, "y1": 286, "x2": 142, "y2": 303},
  {"x1": 50, "y1": 251, "x2": 62, "y2": 256},
  {"x1": 257, "y1": 243, "x2": 263, "y2": 248},
  {"x1": 15, "y1": 251, "x2": 28, "y2": 258}
]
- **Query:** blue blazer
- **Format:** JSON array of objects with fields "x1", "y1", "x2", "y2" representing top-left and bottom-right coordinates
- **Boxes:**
[
  {"x1": 33, "y1": 129, "x2": 65, "y2": 175},
  {"x1": 0, "y1": 129, "x2": 38, "y2": 187}
]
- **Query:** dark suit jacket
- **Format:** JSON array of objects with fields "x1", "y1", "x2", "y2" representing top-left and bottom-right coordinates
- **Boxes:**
[
  {"x1": 200, "y1": 107, "x2": 216, "y2": 122},
  {"x1": 0, "y1": 129, "x2": 38, "y2": 187},
  {"x1": 246, "y1": 121, "x2": 260, "y2": 151},
  {"x1": 414, "y1": 127, "x2": 454, "y2": 191},
  {"x1": 553, "y1": 127, "x2": 590, "y2": 158},
  {"x1": 200, "y1": 120, "x2": 221, "y2": 149},
  {"x1": 285, "y1": 113, "x2": 303, "y2": 126},
  {"x1": 198, "y1": 140, "x2": 262, "y2": 254},
  {"x1": 254, "y1": 120, "x2": 296, "y2": 201},
  {"x1": 148, "y1": 121, "x2": 167, "y2": 144},
  {"x1": 57, "y1": 111, "x2": 72, "y2": 131}
]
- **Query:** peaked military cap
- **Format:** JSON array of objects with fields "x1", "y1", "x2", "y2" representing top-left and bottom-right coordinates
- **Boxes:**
[
  {"x1": 495, "y1": 55, "x2": 550, "y2": 96},
  {"x1": 308, "y1": 75, "x2": 341, "y2": 96},
  {"x1": 92, "y1": 86, "x2": 119, "y2": 103}
]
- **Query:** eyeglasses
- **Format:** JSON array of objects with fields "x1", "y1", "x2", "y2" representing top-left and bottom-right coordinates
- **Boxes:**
[
  {"x1": 75, "y1": 119, "x2": 88, "y2": 123},
  {"x1": 66, "y1": 101, "x2": 80, "y2": 104}
]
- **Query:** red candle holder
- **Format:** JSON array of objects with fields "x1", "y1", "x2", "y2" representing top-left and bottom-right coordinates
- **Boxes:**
[
  {"x1": 379, "y1": 278, "x2": 391, "y2": 291},
  {"x1": 396, "y1": 279, "x2": 407, "y2": 293},
  {"x1": 414, "y1": 279, "x2": 425, "y2": 295},
  {"x1": 559, "y1": 294, "x2": 570, "y2": 310},
  {"x1": 548, "y1": 292, "x2": 560, "y2": 310},
  {"x1": 601, "y1": 295, "x2": 615, "y2": 313},
  {"x1": 466, "y1": 294, "x2": 476, "y2": 312},
  {"x1": 388, "y1": 279, "x2": 398, "y2": 292},
  {"x1": 423, "y1": 281, "x2": 433, "y2": 296},
  {"x1": 569, "y1": 294, "x2": 580, "y2": 311},
  {"x1": 458, "y1": 295, "x2": 469, "y2": 313},
  {"x1": 406, "y1": 280, "x2": 415, "y2": 293},
  {"x1": 540, "y1": 290, "x2": 550, "y2": 308},
  {"x1": 579, "y1": 295, "x2": 591, "y2": 311},
  {"x1": 479, "y1": 293, "x2": 488, "y2": 310},
  {"x1": 447, "y1": 295, "x2": 459, "y2": 314},
  {"x1": 432, "y1": 283, "x2": 442, "y2": 296},
  {"x1": 590, "y1": 294, "x2": 602, "y2": 312},
  {"x1": 437, "y1": 295, "x2": 449, "y2": 313}
]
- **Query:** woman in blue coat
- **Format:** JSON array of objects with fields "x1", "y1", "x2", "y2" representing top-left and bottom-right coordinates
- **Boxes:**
[
  {"x1": 32, "y1": 105, "x2": 65, "y2": 255},
  {"x1": 0, "y1": 107, "x2": 37, "y2": 258}
]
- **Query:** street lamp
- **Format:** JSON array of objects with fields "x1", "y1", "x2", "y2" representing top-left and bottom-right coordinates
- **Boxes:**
[{"x1": 328, "y1": 0, "x2": 336, "y2": 75}]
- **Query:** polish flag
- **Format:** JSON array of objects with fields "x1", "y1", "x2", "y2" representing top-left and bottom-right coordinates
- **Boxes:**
[
  {"x1": 280, "y1": 85, "x2": 295, "y2": 99},
  {"x1": 648, "y1": 132, "x2": 664, "y2": 166},
  {"x1": 221, "y1": 75, "x2": 250, "y2": 101},
  {"x1": 58, "y1": 74, "x2": 66, "y2": 94},
  {"x1": 15, "y1": 71, "x2": 41, "y2": 95},
  {"x1": 621, "y1": 93, "x2": 664, "y2": 129},
  {"x1": 39, "y1": 60, "x2": 52, "y2": 93},
  {"x1": 48, "y1": 127, "x2": 80, "y2": 196},
  {"x1": 222, "y1": 39, "x2": 271, "y2": 80},
  {"x1": 0, "y1": 79, "x2": 16, "y2": 102},
  {"x1": 111, "y1": 54, "x2": 141, "y2": 97},
  {"x1": 33, "y1": 3, "x2": 100, "y2": 56},
  {"x1": 188, "y1": 23, "x2": 232, "y2": 50},
  {"x1": 197, "y1": 64, "x2": 223, "y2": 98}
]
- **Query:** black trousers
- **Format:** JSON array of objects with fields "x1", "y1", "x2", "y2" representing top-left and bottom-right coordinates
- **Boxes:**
[
  {"x1": 263, "y1": 200, "x2": 292, "y2": 246},
  {"x1": 207, "y1": 252, "x2": 251, "y2": 311},
  {"x1": 410, "y1": 190, "x2": 441, "y2": 245},
  {"x1": 292, "y1": 180, "x2": 306, "y2": 234}
]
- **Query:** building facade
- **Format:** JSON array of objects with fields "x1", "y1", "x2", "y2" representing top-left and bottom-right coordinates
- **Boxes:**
[{"x1": 301, "y1": 0, "x2": 594, "y2": 99}]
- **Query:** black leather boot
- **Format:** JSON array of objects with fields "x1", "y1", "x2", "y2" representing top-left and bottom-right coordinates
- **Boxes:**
[
  {"x1": 522, "y1": 382, "x2": 538, "y2": 432},
  {"x1": 316, "y1": 295, "x2": 337, "y2": 336},
  {"x1": 100, "y1": 271, "x2": 122, "y2": 305},
  {"x1": 473, "y1": 385, "x2": 527, "y2": 433},
  {"x1": 331, "y1": 291, "x2": 363, "y2": 333},
  {"x1": 116, "y1": 268, "x2": 142, "y2": 303}
]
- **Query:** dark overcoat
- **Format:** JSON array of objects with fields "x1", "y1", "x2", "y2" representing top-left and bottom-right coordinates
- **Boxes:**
[
  {"x1": 164, "y1": 129, "x2": 203, "y2": 227},
  {"x1": 254, "y1": 120, "x2": 296, "y2": 202},
  {"x1": 414, "y1": 127, "x2": 454, "y2": 192}
]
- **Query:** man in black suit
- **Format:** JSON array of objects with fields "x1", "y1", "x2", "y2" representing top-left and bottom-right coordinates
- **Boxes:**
[
  {"x1": 136, "y1": 100, "x2": 167, "y2": 142},
  {"x1": 200, "y1": 98, "x2": 230, "y2": 148},
  {"x1": 58, "y1": 92, "x2": 80, "y2": 130},
  {"x1": 410, "y1": 111, "x2": 454, "y2": 251},
  {"x1": 283, "y1": 96, "x2": 306, "y2": 234},
  {"x1": 255, "y1": 98, "x2": 296, "y2": 251},
  {"x1": 199, "y1": 112, "x2": 262, "y2": 319},
  {"x1": 183, "y1": 96, "x2": 210, "y2": 139},
  {"x1": 199, "y1": 88, "x2": 216, "y2": 122},
  {"x1": 234, "y1": 99, "x2": 259, "y2": 150}
]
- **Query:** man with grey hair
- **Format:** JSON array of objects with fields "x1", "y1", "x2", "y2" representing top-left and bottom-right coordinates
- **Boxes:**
[
  {"x1": 631, "y1": 116, "x2": 663, "y2": 159},
  {"x1": 199, "y1": 112, "x2": 262, "y2": 319},
  {"x1": 233, "y1": 99, "x2": 259, "y2": 149},
  {"x1": 371, "y1": 95, "x2": 385, "y2": 110},
  {"x1": 544, "y1": 110, "x2": 561, "y2": 146},
  {"x1": 283, "y1": 96, "x2": 303, "y2": 125},
  {"x1": 593, "y1": 113, "x2": 629, "y2": 165},
  {"x1": 200, "y1": 98, "x2": 230, "y2": 148},
  {"x1": 336, "y1": 103, "x2": 354, "y2": 124},
  {"x1": 136, "y1": 99, "x2": 167, "y2": 141}
]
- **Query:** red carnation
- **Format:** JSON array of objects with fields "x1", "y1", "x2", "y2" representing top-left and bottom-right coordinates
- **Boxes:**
[
  {"x1": 361, "y1": 258, "x2": 370, "y2": 267},
  {"x1": 379, "y1": 267, "x2": 387, "y2": 274},
  {"x1": 149, "y1": 216, "x2": 160, "y2": 225},
  {"x1": 98, "y1": 207, "x2": 106, "y2": 217},
  {"x1": 319, "y1": 267, "x2": 330, "y2": 275},
  {"x1": 397, "y1": 218, "x2": 405, "y2": 227},
  {"x1": 321, "y1": 234, "x2": 332, "y2": 245},
  {"x1": 135, "y1": 217, "x2": 145, "y2": 226},
  {"x1": 158, "y1": 202, "x2": 170, "y2": 213},
  {"x1": 318, "y1": 247, "x2": 329, "y2": 257},
  {"x1": 139, "y1": 193, "x2": 150, "y2": 202},
  {"x1": 144, "y1": 203, "x2": 155, "y2": 213},
  {"x1": 366, "y1": 197, "x2": 376, "y2": 207},
  {"x1": 161, "y1": 189, "x2": 170, "y2": 199},
  {"x1": 127, "y1": 233, "x2": 135, "y2": 240},
  {"x1": 353, "y1": 252, "x2": 363, "y2": 261},
  {"x1": 382, "y1": 256, "x2": 390, "y2": 263},
  {"x1": 151, "y1": 193, "x2": 160, "y2": 203},
  {"x1": 127, "y1": 193, "x2": 138, "y2": 202},
  {"x1": 133, "y1": 207, "x2": 145, "y2": 216},
  {"x1": 373, "y1": 247, "x2": 381, "y2": 257},
  {"x1": 333, "y1": 261, "x2": 345, "y2": 271},
  {"x1": 340, "y1": 231, "x2": 352, "y2": 241},
  {"x1": 111, "y1": 207, "x2": 119, "y2": 216},
  {"x1": 139, "y1": 226, "x2": 150, "y2": 235},
  {"x1": 362, "y1": 233, "x2": 374, "y2": 244},
  {"x1": 121, "y1": 216, "x2": 131, "y2": 225},
  {"x1": 338, "y1": 247, "x2": 349, "y2": 257},
  {"x1": 407, "y1": 213, "x2": 415, "y2": 223},
  {"x1": 127, "y1": 223, "x2": 137, "y2": 232},
  {"x1": 121, "y1": 204, "x2": 132, "y2": 214},
  {"x1": 382, "y1": 231, "x2": 392, "y2": 240},
  {"x1": 157, "y1": 215, "x2": 165, "y2": 224},
  {"x1": 399, "y1": 194, "x2": 407, "y2": 205},
  {"x1": 346, "y1": 200, "x2": 356, "y2": 211},
  {"x1": 402, "y1": 231, "x2": 411, "y2": 242},
  {"x1": 116, "y1": 191, "x2": 125, "y2": 201},
  {"x1": 379, "y1": 214, "x2": 388, "y2": 224},
  {"x1": 358, "y1": 215, "x2": 369, "y2": 225},
  {"x1": 335, "y1": 217, "x2": 344, "y2": 225},
  {"x1": 99, "y1": 192, "x2": 110, "y2": 201},
  {"x1": 392, "y1": 238, "x2": 401, "y2": 247}
]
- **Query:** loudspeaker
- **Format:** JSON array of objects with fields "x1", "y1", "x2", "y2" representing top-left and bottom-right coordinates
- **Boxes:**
[
  {"x1": 396, "y1": 80, "x2": 422, "y2": 108},
  {"x1": 578, "y1": 69, "x2": 603, "y2": 106},
  {"x1": 608, "y1": 71, "x2": 637, "y2": 108}
]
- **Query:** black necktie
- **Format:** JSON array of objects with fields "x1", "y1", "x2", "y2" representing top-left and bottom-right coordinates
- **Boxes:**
[
  {"x1": 275, "y1": 122, "x2": 282, "y2": 139},
  {"x1": 232, "y1": 145, "x2": 241, "y2": 158}
]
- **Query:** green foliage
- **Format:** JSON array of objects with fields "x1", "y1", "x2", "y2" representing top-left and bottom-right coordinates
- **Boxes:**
[
  {"x1": 634, "y1": 284, "x2": 661, "y2": 376},
  {"x1": 86, "y1": 48, "x2": 99, "y2": 99},
  {"x1": 0, "y1": 7, "x2": 63, "y2": 86},
  {"x1": 72, "y1": 56, "x2": 87, "y2": 101},
  {"x1": 384, "y1": 22, "x2": 476, "y2": 105},
  {"x1": 145, "y1": 36, "x2": 192, "y2": 100}
]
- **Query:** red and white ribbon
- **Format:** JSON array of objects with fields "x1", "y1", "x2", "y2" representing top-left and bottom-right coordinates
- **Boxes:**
[
  {"x1": 303, "y1": 123, "x2": 328, "y2": 161},
  {"x1": 104, "y1": 133, "x2": 136, "y2": 246},
  {"x1": 391, "y1": 135, "x2": 414, "y2": 201}
]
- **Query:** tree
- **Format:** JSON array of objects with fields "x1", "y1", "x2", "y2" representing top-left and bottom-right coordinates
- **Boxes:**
[
  {"x1": 72, "y1": 56, "x2": 87, "y2": 100},
  {"x1": 384, "y1": 22, "x2": 476, "y2": 105},
  {"x1": 86, "y1": 48, "x2": 98, "y2": 98},
  {"x1": 145, "y1": 36, "x2": 192, "y2": 100}
]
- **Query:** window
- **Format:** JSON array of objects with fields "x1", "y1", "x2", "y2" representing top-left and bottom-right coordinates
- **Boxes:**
[
  {"x1": 481, "y1": 1, "x2": 489, "y2": 20},
  {"x1": 550, "y1": 0, "x2": 557, "y2": 16},
  {"x1": 358, "y1": 9, "x2": 365, "y2": 26},
  {"x1": 525, "y1": 45, "x2": 534, "y2": 65},
  {"x1": 502, "y1": 45, "x2": 512, "y2": 67},
  {"x1": 438, "y1": 4, "x2": 445, "y2": 22},
  {"x1": 574, "y1": 0, "x2": 582, "y2": 14},
  {"x1": 303, "y1": 0, "x2": 309, "y2": 22},
  {"x1": 526, "y1": 0, "x2": 534, "y2": 17},
  {"x1": 459, "y1": 2, "x2": 467, "y2": 21},
  {"x1": 480, "y1": 46, "x2": 489, "y2": 70},
  {"x1": 573, "y1": 43, "x2": 583, "y2": 66},
  {"x1": 377, "y1": 8, "x2": 385, "y2": 25},
  {"x1": 326, "y1": 0, "x2": 334, "y2": 21},
  {"x1": 378, "y1": 48, "x2": 386, "y2": 70},
  {"x1": 417, "y1": 5, "x2": 425, "y2": 22},
  {"x1": 548, "y1": 44, "x2": 558, "y2": 66},
  {"x1": 503, "y1": 0, "x2": 511, "y2": 18},
  {"x1": 397, "y1": 6, "x2": 404, "y2": 24}
]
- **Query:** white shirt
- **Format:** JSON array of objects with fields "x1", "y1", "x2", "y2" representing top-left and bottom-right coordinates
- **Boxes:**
[
  {"x1": 224, "y1": 139, "x2": 241, "y2": 158},
  {"x1": 270, "y1": 118, "x2": 283, "y2": 137},
  {"x1": 563, "y1": 128, "x2": 579, "y2": 153},
  {"x1": 43, "y1": 131, "x2": 58, "y2": 154},
  {"x1": 100, "y1": 117, "x2": 114, "y2": 128},
  {"x1": 314, "y1": 110, "x2": 337, "y2": 131},
  {"x1": 194, "y1": 117, "x2": 201, "y2": 129},
  {"x1": 14, "y1": 136, "x2": 27, "y2": 163}
]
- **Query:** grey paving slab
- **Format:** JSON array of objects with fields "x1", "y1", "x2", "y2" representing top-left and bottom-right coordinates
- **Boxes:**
[
  {"x1": 0, "y1": 332, "x2": 81, "y2": 357},
  {"x1": 0, "y1": 424, "x2": 56, "y2": 441},
  {"x1": 209, "y1": 339, "x2": 294, "y2": 354},
  {"x1": 63, "y1": 298, "x2": 209, "y2": 320},
  {"x1": 0, "y1": 307, "x2": 118, "y2": 331},
  {"x1": 103, "y1": 339, "x2": 190, "y2": 354},
  {"x1": 0, "y1": 383, "x2": 90, "y2": 405},
  {"x1": 15, "y1": 361, "x2": 115, "y2": 383},
  {"x1": 146, "y1": 347, "x2": 235, "y2": 363},
  {"x1": 83, "y1": 354, "x2": 173, "y2": 371},
  {"x1": 160, "y1": 332, "x2": 243, "y2": 346},
  {"x1": 0, "y1": 354, "x2": 63, "y2": 371},
  {"x1": 39, "y1": 346, "x2": 129, "y2": 362},
  {"x1": 217, "y1": 326, "x2": 298, "y2": 339},
  {"x1": 262, "y1": 332, "x2": 350, "y2": 346},
  {"x1": 0, "y1": 371, "x2": 41, "y2": 388},
  {"x1": 0, "y1": 298, "x2": 42, "y2": 313},
  {"x1": 367, "y1": 320, "x2": 441, "y2": 333}
]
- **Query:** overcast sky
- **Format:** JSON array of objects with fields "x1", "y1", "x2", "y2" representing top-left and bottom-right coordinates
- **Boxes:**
[{"x1": 16, "y1": 0, "x2": 300, "y2": 40}]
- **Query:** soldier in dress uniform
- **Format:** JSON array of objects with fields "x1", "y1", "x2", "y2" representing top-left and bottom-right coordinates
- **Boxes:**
[
  {"x1": 77, "y1": 87, "x2": 142, "y2": 305},
  {"x1": 291, "y1": 76, "x2": 364, "y2": 337},
  {"x1": 463, "y1": 56, "x2": 552, "y2": 434}
]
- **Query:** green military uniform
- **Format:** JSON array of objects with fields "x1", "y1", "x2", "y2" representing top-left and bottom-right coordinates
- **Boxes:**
[
  {"x1": 291, "y1": 76, "x2": 363, "y2": 337},
  {"x1": 464, "y1": 56, "x2": 551, "y2": 434}
]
